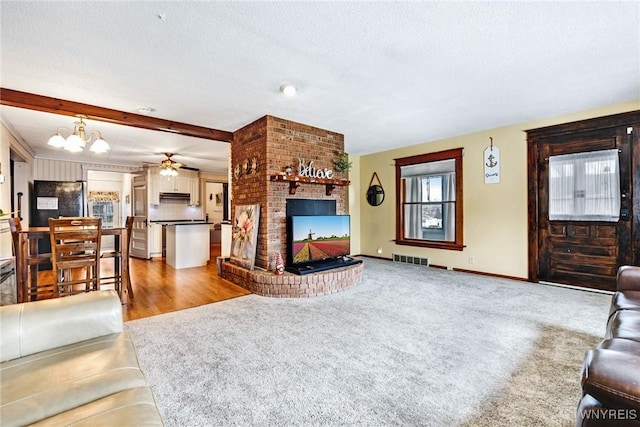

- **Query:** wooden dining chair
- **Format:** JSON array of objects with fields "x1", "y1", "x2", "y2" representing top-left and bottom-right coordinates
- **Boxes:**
[
  {"x1": 99, "y1": 216, "x2": 134, "y2": 298},
  {"x1": 48, "y1": 217, "x2": 102, "y2": 298},
  {"x1": 9, "y1": 217, "x2": 55, "y2": 301}
]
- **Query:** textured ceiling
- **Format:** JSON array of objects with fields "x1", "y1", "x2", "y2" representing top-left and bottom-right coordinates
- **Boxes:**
[{"x1": 1, "y1": 1, "x2": 639, "y2": 174}]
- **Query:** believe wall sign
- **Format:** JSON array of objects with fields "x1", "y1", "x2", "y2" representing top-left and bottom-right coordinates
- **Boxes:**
[{"x1": 298, "y1": 158, "x2": 334, "y2": 179}]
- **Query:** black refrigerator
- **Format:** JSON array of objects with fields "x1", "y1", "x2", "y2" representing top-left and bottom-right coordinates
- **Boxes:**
[{"x1": 31, "y1": 180, "x2": 87, "y2": 269}]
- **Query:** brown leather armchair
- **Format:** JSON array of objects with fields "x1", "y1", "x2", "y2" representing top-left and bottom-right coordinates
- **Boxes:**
[{"x1": 577, "y1": 266, "x2": 640, "y2": 426}]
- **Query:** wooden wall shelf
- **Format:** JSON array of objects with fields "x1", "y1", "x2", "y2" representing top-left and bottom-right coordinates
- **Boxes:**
[{"x1": 270, "y1": 174, "x2": 350, "y2": 195}]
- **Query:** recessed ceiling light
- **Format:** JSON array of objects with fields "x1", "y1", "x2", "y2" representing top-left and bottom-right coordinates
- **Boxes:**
[
  {"x1": 279, "y1": 84, "x2": 297, "y2": 97},
  {"x1": 137, "y1": 106, "x2": 154, "y2": 114}
]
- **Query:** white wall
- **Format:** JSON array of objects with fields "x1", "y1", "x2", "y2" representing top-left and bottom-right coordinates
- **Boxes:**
[
  {"x1": 0, "y1": 127, "x2": 13, "y2": 257},
  {"x1": 148, "y1": 199, "x2": 203, "y2": 221},
  {"x1": 204, "y1": 182, "x2": 224, "y2": 223}
]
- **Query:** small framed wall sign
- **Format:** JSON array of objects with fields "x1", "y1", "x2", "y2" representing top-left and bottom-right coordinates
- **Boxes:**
[{"x1": 484, "y1": 138, "x2": 500, "y2": 184}]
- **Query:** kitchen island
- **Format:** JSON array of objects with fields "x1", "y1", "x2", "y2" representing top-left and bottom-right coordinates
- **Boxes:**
[{"x1": 159, "y1": 221, "x2": 212, "y2": 269}]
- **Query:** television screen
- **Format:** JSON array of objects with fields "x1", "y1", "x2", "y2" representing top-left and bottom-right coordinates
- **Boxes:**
[{"x1": 290, "y1": 215, "x2": 351, "y2": 264}]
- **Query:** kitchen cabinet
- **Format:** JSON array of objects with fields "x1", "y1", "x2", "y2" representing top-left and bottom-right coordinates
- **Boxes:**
[
  {"x1": 157, "y1": 175, "x2": 187, "y2": 193},
  {"x1": 156, "y1": 176, "x2": 171, "y2": 193},
  {"x1": 149, "y1": 168, "x2": 199, "y2": 206},
  {"x1": 189, "y1": 178, "x2": 200, "y2": 206},
  {"x1": 148, "y1": 223, "x2": 162, "y2": 257},
  {"x1": 173, "y1": 176, "x2": 191, "y2": 193},
  {"x1": 149, "y1": 173, "x2": 160, "y2": 205}
]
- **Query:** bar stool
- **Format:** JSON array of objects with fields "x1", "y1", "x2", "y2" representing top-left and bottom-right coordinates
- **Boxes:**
[
  {"x1": 99, "y1": 216, "x2": 134, "y2": 299},
  {"x1": 49, "y1": 217, "x2": 102, "y2": 298},
  {"x1": 8, "y1": 217, "x2": 53, "y2": 301}
]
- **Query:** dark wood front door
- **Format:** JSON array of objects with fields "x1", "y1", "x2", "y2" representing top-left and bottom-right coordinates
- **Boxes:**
[{"x1": 528, "y1": 112, "x2": 639, "y2": 292}]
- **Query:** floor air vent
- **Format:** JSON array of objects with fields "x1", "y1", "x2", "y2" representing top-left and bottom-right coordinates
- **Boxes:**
[{"x1": 392, "y1": 254, "x2": 429, "y2": 267}]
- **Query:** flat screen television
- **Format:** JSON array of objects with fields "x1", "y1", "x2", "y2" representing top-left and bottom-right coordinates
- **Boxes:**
[{"x1": 288, "y1": 215, "x2": 351, "y2": 266}]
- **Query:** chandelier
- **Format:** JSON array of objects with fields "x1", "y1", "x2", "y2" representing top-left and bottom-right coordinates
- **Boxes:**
[{"x1": 47, "y1": 115, "x2": 110, "y2": 153}]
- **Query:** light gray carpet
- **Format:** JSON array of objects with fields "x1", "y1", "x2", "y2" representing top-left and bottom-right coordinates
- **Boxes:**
[{"x1": 126, "y1": 258, "x2": 610, "y2": 426}]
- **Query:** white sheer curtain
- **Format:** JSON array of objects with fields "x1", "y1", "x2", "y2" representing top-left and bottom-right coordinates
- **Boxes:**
[
  {"x1": 442, "y1": 172, "x2": 456, "y2": 241},
  {"x1": 404, "y1": 177, "x2": 422, "y2": 238},
  {"x1": 549, "y1": 149, "x2": 620, "y2": 222},
  {"x1": 404, "y1": 174, "x2": 455, "y2": 241}
]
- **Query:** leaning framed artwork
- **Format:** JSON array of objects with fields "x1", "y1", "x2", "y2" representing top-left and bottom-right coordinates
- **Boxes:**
[{"x1": 230, "y1": 204, "x2": 260, "y2": 270}]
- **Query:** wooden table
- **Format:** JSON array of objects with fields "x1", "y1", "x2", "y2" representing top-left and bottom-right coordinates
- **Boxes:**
[{"x1": 17, "y1": 226, "x2": 130, "y2": 304}]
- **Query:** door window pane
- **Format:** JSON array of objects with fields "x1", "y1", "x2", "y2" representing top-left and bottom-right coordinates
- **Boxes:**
[{"x1": 549, "y1": 149, "x2": 620, "y2": 222}]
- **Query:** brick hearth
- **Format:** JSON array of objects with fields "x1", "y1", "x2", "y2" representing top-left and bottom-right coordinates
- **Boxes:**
[{"x1": 222, "y1": 261, "x2": 363, "y2": 298}]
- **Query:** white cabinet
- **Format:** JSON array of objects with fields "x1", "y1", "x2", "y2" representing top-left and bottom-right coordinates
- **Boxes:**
[
  {"x1": 174, "y1": 176, "x2": 191, "y2": 193},
  {"x1": 158, "y1": 175, "x2": 190, "y2": 193},
  {"x1": 149, "y1": 173, "x2": 160, "y2": 205},
  {"x1": 149, "y1": 168, "x2": 199, "y2": 206},
  {"x1": 189, "y1": 178, "x2": 200, "y2": 206},
  {"x1": 149, "y1": 172, "x2": 175, "y2": 205},
  {"x1": 148, "y1": 223, "x2": 162, "y2": 257},
  {"x1": 220, "y1": 223, "x2": 232, "y2": 258},
  {"x1": 159, "y1": 175, "x2": 179, "y2": 192}
]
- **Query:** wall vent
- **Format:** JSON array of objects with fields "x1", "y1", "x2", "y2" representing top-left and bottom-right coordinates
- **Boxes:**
[{"x1": 392, "y1": 253, "x2": 429, "y2": 267}]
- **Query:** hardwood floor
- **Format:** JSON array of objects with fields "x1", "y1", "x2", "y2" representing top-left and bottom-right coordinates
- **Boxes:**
[{"x1": 122, "y1": 244, "x2": 251, "y2": 321}]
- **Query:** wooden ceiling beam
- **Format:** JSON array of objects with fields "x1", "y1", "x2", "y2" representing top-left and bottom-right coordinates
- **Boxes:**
[{"x1": 0, "y1": 88, "x2": 233, "y2": 142}]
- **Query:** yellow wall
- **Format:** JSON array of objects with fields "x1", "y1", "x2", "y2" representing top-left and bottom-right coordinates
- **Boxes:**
[
  {"x1": 359, "y1": 100, "x2": 640, "y2": 279},
  {"x1": 348, "y1": 154, "x2": 361, "y2": 256}
]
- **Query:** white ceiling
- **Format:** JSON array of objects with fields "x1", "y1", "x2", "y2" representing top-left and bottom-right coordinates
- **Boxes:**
[{"x1": 1, "y1": 1, "x2": 639, "y2": 175}]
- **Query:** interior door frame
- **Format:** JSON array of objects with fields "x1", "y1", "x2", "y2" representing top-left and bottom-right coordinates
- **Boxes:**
[
  {"x1": 526, "y1": 110, "x2": 640, "y2": 283},
  {"x1": 131, "y1": 173, "x2": 150, "y2": 259}
]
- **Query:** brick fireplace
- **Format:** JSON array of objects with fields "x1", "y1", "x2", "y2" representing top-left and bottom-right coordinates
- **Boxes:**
[{"x1": 221, "y1": 115, "x2": 363, "y2": 297}]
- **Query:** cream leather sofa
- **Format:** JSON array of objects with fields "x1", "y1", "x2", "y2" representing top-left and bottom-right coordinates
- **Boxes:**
[{"x1": 0, "y1": 290, "x2": 163, "y2": 426}]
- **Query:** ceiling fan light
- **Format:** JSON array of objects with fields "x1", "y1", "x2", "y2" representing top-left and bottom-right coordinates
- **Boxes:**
[
  {"x1": 160, "y1": 166, "x2": 178, "y2": 177},
  {"x1": 90, "y1": 138, "x2": 110, "y2": 153},
  {"x1": 48, "y1": 133, "x2": 66, "y2": 148}
]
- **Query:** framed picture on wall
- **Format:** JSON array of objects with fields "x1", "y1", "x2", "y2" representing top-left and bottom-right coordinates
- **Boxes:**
[
  {"x1": 215, "y1": 192, "x2": 223, "y2": 206},
  {"x1": 230, "y1": 204, "x2": 260, "y2": 270}
]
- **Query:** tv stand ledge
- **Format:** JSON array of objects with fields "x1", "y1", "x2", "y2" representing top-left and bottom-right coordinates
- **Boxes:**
[{"x1": 286, "y1": 256, "x2": 363, "y2": 275}]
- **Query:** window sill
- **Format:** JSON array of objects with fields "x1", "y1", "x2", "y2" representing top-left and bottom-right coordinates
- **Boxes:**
[{"x1": 396, "y1": 239, "x2": 464, "y2": 251}]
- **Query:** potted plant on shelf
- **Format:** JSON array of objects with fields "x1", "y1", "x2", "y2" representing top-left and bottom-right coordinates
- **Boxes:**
[{"x1": 333, "y1": 152, "x2": 352, "y2": 173}]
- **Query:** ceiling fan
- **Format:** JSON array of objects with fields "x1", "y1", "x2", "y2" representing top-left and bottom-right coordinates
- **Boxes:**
[
  {"x1": 159, "y1": 153, "x2": 185, "y2": 176},
  {"x1": 143, "y1": 151, "x2": 213, "y2": 173}
]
